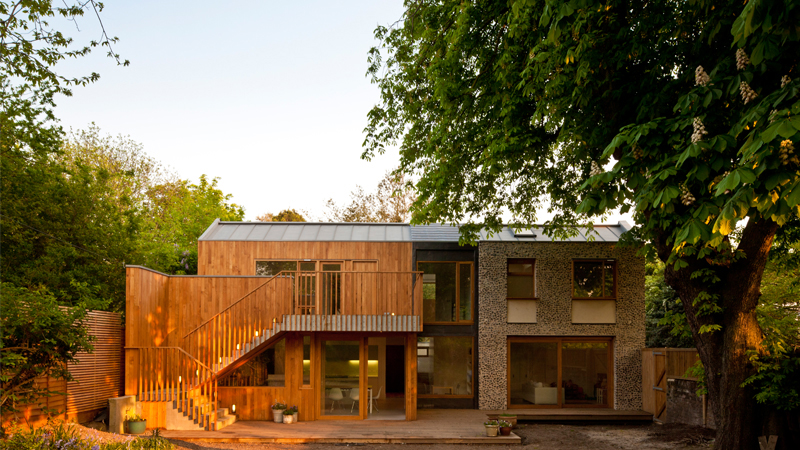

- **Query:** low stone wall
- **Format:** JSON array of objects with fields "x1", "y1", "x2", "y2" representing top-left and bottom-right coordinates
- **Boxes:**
[{"x1": 666, "y1": 378, "x2": 715, "y2": 429}]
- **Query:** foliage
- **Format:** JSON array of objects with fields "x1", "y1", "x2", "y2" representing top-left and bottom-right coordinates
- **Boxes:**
[
  {"x1": 271, "y1": 402, "x2": 287, "y2": 410},
  {"x1": 0, "y1": 421, "x2": 174, "y2": 449},
  {"x1": 325, "y1": 170, "x2": 415, "y2": 222},
  {"x1": 1, "y1": 126, "x2": 139, "y2": 311},
  {"x1": 365, "y1": 1, "x2": 800, "y2": 443},
  {"x1": 645, "y1": 261, "x2": 694, "y2": 348},
  {"x1": 484, "y1": 420, "x2": 498, "y2": 426},
  {"x1": 284, "y1": 405, "x2": 298, "y2": 414},
  {"x1": 256, "y1": 209, "x2": 307, "y2": 222},
  {"x1": 137, "y1": 175, "x2": 244, "y2": 275},
  {"x1": 0, "y1": 283, "x2": 99, "y2": 420}
]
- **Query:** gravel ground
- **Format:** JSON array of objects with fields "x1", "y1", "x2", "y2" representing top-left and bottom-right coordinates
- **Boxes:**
[{"x1": 158, "y1": 422, "x2": 714, "y2": 450}]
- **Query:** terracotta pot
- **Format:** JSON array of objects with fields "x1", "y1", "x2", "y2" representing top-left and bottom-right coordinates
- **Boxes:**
[
  {"x1": 499, "y1": 416, "x2": 517, "y2": 427},
  {"x1": 485, "y1": 425, "x2": 499, "y2": 437},
  {"x1": 499, "y1": 426, "x2": 512, "y2": 436}
]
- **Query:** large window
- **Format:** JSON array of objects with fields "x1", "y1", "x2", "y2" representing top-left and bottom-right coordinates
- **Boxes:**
[
  {"x1": 572, "y1": 260, "x2": 616, "y2": 299},
  {"x1": 418, "y1": 262, "x2": 473, "y2": 323},
  {"x1": 417, "y1": 336, "x2": 473, "y2": 397},
  {"x1": 218, "y1": 338, "x2": 286, "y2": 387},
  {"x1": 508, "y1": 337, "x2": 612, "y2": 408}
]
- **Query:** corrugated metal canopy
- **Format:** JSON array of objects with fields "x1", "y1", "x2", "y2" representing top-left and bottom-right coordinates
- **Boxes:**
[{"x1": 198, "y1": 219, "x2": 631, "y2": 243}]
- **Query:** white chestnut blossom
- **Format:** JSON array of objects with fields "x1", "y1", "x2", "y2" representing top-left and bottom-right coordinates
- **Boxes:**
[
  {"x1": 692, "y1": 117, "x2": 708, "y2": 143},
  {"x1": 680, "y1": 184, "x2": 695, "y2": 206},
  {"x1": 740, "y1": 81, "x2": 757, "y2": 104},
  {"x1": 590, "y1": 161, "x2": 603, "y2": 177},
  {"x1": 735, "y1": 48, "x2": 749, "y2": 70},
  {"x1": 695, "y1": 66, "x2": 710, "y2": 86},
  {"x1": 781, "y1": 75, "x2": 792, "y2": 88},
  {"x1": 779, "y1": 140, "x2": 798, "y2": 165}
]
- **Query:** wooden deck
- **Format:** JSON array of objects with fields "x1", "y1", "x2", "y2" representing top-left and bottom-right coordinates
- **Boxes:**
[
  {"x1": 487, "y1": 408, "x2": 653, "y2": 422},
  {"x1": 160, "y1": 410, "x2": 520, "y2": 444}
]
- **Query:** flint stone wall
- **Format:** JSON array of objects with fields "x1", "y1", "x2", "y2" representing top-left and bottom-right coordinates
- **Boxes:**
[{"x1": 478, "y1": 241, "x2": 645, "y2": 410}]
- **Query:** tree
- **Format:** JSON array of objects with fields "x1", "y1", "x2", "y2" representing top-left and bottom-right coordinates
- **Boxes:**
[
  {"x1": 137, "y1": 176, "x2": 245, "y2": 275},
  {"x1": 325, "y1": 170, "x2": 415, "y2": 222},
  {"x1": 645, "y1": 260, "x2": 694, "y2": 348},
  {"x1": 256, "y1": 209, "x2": 307, "y2": 222},
  {"x1": 0, "y1": 283, "x2": 98, "y2": 433},
  {"x1": 365, "y1": 1, "x2": 800, "y2": 448}
]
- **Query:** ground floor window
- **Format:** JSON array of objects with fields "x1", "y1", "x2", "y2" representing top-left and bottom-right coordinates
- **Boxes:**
[
  {"x1": 218, "y1": 337, "x2": 286, "y2": 387},
  {"x1": 417, "y1": 336, "x2": 473, "y2": 397},
  {"x1": 508, "y1": 337, "x2": 612, "y2": 408}
]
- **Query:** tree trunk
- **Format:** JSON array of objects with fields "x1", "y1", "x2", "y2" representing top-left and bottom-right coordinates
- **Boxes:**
[{"x1": 657, "y1": 219, "x2": 799, "y2": 450}]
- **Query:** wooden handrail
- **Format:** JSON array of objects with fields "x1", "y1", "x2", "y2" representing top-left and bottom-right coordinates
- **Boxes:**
[
  {"x1": 182, "y1": 271, "x2": 423, "y2": 339},
  {"x1": 181, "y1": 272, "x2": 291, "y2": 339},
  {"x1": 125, "y1": 346, "x2": 212, "y2": 371}
]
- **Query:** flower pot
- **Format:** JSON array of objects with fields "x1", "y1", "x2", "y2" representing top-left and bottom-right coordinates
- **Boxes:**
[
  {"x1": 272, "y1": 409, "x2": 284, "y2": 423},
  {"x1": 293, "y1": 412, "x2": 299, "y2": 422},
  {"x1": 499, "y1": 415, "x2": 517, "y2": 427},
  {"x1": 499, "y1": 426, "x2": 512, "y2": 436},
  {"x1": 127, "y1": 420, "x2": 147, "y2": 435},
  {"x1": 485, "y1": 425, "x2": 499, "y2": 437},
  {"x1": 283, "y1": 413, "x2": 295, "y2": 424}
]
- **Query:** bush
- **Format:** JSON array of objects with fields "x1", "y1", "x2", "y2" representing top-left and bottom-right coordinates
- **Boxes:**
[{"x1": 0, "y1": 422, "x2": 174, "y2": 450}]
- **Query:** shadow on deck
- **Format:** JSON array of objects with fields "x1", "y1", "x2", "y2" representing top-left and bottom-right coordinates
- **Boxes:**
[{"x1": 487, "y1": 408, "x2": 653, "y2": 422}]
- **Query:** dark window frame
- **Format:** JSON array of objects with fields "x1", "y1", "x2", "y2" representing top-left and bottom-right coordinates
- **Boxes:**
[
  {"x1": 571, "y1": 259, "x2": 617, "y2": 299},
  {"x1": 417, "y1": 261, "x2": 474, "y2": 325},
  {"x1": 506, "y1": 258, "x2": 537, "y2": 300}
]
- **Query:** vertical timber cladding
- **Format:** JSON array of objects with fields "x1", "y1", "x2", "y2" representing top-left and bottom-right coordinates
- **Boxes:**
[
  {"x1": 197, "y1": 241, "x2": 414, "y2": 275},
  {"x1": 412, "y1": 242, "x2": 479, "y2": 409},
  {"x1": 478, "y1": 242, "x2": 646, "y2": 411}
]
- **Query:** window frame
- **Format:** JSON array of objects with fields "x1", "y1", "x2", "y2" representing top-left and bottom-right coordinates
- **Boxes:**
[
  {"x1": 416, "y1": 335, "x2": 475, "y2": 399},
  {"x1": 416, "y1": 261, "x2": 474, "y2": 325},
  {"x1": 506, "y1": 336, "x2": 614, "y2": 409},
  {"x1": 506, "y1": 258, "x2": 537, "y2": 300},
  {"x1": 571, "y1": 259, "x2": 617, "y2": 300}
]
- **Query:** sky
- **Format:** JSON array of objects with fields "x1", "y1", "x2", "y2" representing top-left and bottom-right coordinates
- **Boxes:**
[
  {"x1": 51, "y1": 1, "x2": 630, "y2": 225},
  {"x1": 52, "y1": 1, "x2": 405, "y2": 221}
]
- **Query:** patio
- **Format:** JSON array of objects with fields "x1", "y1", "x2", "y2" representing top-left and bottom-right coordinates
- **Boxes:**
[{"x1": 159, "y1": 409, "x2": 521, "y2": 444}]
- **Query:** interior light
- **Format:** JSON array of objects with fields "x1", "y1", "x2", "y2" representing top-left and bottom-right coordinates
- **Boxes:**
[
  {"x1": 196, "y1": 370, "x2": 199, "y2": 376},
  {"x1": 237, "y1": 344, "x2": 240, "y2": 350},
  {"x1": 178, "y1": 376, "x2": 182, "y2": 383},
  {"x1": 255, "y1": 331, "x2": 259, "y2": 337}
]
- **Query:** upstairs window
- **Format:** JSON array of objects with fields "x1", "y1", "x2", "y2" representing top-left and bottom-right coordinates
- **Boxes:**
[
  {"x1": 572, "y1": 260, "x2": 616, "y2": 299},
  {"x1": 418, "y1": 262, "x2": 473, "y2": 323},
  {"x1": 507, "y1": 259, "x2": 536, "y2": 299},
  {"x1": 256, "y1": 260, "x2": 298, "y2": 276}
]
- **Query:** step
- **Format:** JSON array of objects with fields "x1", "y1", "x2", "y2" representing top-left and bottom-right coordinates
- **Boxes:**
[{"x1": 215, "y1": 409, "x2": 237, "y2": 430}]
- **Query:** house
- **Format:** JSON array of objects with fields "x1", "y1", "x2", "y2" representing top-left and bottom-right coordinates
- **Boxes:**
[{"x1": 124, "y1": 220, "x2": 644, "y2": 430}]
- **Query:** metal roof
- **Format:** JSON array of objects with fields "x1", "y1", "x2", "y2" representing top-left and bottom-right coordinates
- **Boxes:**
[{"x1": 198, "y1": 219, "x2": 631, "y2": 243}]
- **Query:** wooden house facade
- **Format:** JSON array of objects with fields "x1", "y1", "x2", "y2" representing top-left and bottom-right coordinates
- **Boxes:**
[{"x1": 125, "y1": 220, "x2": 644, "y2": 430}]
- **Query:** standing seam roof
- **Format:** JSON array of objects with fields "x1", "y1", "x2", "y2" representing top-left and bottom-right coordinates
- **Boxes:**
[{"x1": 197, "y1": 220, "x2": 630, "y2": 243}]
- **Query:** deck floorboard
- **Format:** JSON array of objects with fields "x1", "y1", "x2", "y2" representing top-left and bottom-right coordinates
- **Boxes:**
[
  {"x1": 487, "y1": 408, "x2": 653, "y2": 422},
  {"x1": 160, "y1": 410, "x2": 521, "y2": 444}
]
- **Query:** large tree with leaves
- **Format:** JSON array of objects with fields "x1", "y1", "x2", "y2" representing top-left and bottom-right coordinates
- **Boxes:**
[{"x1": 365, "y1": 1, "x2": 799, "y2": 448}]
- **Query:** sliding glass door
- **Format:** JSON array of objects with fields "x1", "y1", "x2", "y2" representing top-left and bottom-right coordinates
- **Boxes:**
[{"x1": 508, "y1": 337, "x2": 612, "y2": 408}]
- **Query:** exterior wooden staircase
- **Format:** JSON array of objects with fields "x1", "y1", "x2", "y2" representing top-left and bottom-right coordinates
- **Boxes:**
[{"x1": 131, "y1": 270, "x2": 422, "y2": 430}]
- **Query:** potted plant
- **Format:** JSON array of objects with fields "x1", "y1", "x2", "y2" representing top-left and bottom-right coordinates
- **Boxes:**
[
  {"x1": 272, "y1": 401, "x2": 287, "y2": 423},
  {"x1": 484, "y1": 420, "x2": 499, "y2": 437},
  {"x1": 125, "y1": 412, "x2": 147, "y2": 435},
  {"x1": 498, "y1": 420, "x2": 512, "y2": 436},
  {"x1": 499, "y1": 413, "x2": 518, "y2": 428},
  {"x1": 282, "y1": 405, "x2": 298, "y2": 424}
]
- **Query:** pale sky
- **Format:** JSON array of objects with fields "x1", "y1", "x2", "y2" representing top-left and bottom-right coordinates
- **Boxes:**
[{"x1": 51, "y1": 1, "x2": 631, "y2": 226}]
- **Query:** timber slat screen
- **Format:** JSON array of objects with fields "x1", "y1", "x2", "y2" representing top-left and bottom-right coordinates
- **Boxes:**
[
  {"x1": 641, "y1": 348, "x2": 700, "y2": 420},
  {"x1": 67, "y1": 311, "x2": 124, "y2": 417}
]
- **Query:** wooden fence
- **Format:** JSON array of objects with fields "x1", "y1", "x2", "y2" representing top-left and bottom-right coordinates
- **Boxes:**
[
  {"x1": 641, "y1": 348, "x2": 700, "y2": 422},
  {"x1": 3, "y1": 311, "x2": 124, "y2": 426}
]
